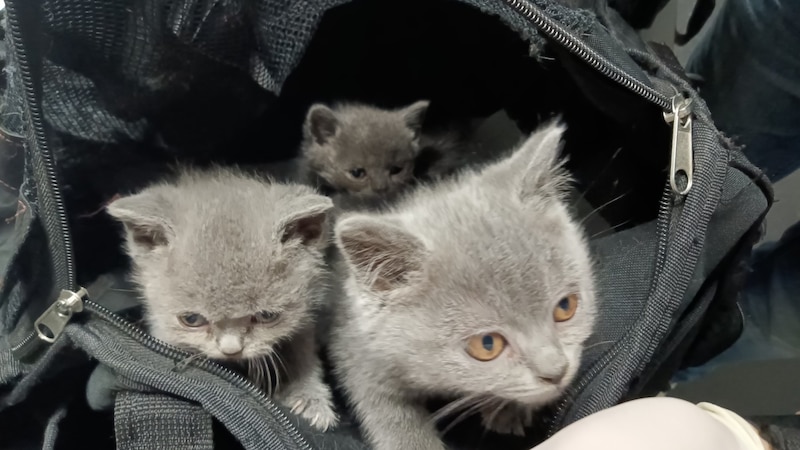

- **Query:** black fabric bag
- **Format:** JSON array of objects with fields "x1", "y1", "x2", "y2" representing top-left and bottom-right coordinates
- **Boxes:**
[{"x1": 0, "y1": 0, "x2": 776, "y2": 449}]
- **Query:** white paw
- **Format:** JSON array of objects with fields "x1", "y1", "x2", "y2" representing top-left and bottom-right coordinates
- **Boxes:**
[
  {"x1": 284, "y1": 392, "x2": 339, "y2": 432},
  {"x1": 480, "y1": 403, "x2": 534, "y2": 436}
]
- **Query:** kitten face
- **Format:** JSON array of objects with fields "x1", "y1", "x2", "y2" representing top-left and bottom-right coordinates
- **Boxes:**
[
  {"x1": 107, "y1": 168, "x2": 333, "y2": 361},
  {"x1": 336, "y1": 121, "x2": 596, "y2": 406},
  {"x1": 302, "y1": 101, "x2": 429, "y2": 199}
]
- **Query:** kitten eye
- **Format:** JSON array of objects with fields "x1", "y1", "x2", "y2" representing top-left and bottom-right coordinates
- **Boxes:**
[
  {"x1": 348, "y1": 168, "x2": 366, "y2": 179},
  {"x1": 466, "y1": 333, "x2": 506, "y2": 361},
  {"x1": 178, "y1": 313, "x2": 208, "y2": 328},
  {"x1": 554, "y1": 294, "x2": 579, "y2": 322},
  {"x1": 388, "y1": 165, "x2": 403, "y2": 175},
  {"x1": 252, "y1": 310, "x2": 281, "y2": 325}
]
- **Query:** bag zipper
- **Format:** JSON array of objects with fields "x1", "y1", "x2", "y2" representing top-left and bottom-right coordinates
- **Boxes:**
[
  {"x1": 6, "y1": 0, "x2": 77, "y2": 360},
  {"x1": 503, "y1": 0, "x2": 672, "y2": 110},
  {"x1": 502, "y1": 0, "x2": 694, "y2": 197},
  {"x1": 664, "y1": 95, "x2": 694, "y2": 195},
  {"x1": 547, "y1": 180, "x2": 674, "y2": 435},
  {"x1": 16, "y1": 289, "x2": 314, "y2": 449},
  {"x1": 60, "y1": 291, "x2": 314, "y2": 450},
  {"x1": 499, "y1": 0, "x2": 694, "y2": 434}
]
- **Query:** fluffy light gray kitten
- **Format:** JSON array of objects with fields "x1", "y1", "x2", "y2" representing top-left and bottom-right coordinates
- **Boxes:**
[
  {"x1": 329, "y1": 121, "x2": 597, "y2": 450},
  {"x1": 106, "y1": 167, "x2": 338, "y2": 431},
  {"x1": 301, "y1": 100, "x2": 430, "y2": 201}
]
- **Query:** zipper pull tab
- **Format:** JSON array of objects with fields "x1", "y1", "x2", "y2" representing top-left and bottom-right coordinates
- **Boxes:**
[
  {"x1": 34, "y1": 287, "x2": 89, "y2": 343},
  {"x1": 663, "y1": 95, "x2": 694, "y2": 195}
]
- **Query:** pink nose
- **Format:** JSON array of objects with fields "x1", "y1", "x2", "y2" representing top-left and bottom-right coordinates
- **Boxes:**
[{"x1": 217, "y1": 335, "x2": 243, "y2": 356}]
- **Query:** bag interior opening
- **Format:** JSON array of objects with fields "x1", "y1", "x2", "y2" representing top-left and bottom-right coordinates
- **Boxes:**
[{"x1": 43, "y1": 0, "x2": 671, "y2": 289}]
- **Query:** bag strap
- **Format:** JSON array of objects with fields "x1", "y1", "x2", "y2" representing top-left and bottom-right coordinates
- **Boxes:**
[
  {"x1": 114, "y1": 390, "x2": 214, "y2": 450},
  {"x1": 42, "y1": 404, "x2": 68, "y2": 450}
]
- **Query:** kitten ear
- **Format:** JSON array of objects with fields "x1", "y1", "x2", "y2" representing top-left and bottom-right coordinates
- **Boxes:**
[
  {"x1": 491, "y1": 120, "x2": 570, "y2": 202},
  {"x1": 106, "y1": 190, "x2": 174, "y2": 250},
  {"x1": 401, "y1": 100, "x2": 430, "y2": 134},
  {"x1": 305, "y1": 104, "x2": 339, "y2": 145},
  {"x1": 276, "y1": 195, "x2": 334, "y2": 247},
  {"x1": 336, "y1": 216, "x2": 426, "y2": 292}
]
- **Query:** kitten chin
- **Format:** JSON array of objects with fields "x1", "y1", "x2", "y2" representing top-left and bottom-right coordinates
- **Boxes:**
[
  {"x1": 108, "y1": 166, "x2": 339, "y2": 431},
  {"x1": 328, "y1": 120, "x2": 597, "y2": 450}
]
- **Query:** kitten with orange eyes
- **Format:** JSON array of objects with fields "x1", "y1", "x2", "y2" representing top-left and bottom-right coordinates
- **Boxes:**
[
  {"x1": 107, "y1": 166, "x2": 338, "y2": 431},
  {"x1": 328, "y1": 120, "x2": 597, "y2": 450}
]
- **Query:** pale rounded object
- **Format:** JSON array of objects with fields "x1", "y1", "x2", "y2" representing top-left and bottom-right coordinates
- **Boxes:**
[{"x1": 532, "y1": 397, "x2": 766, "y2": 450}]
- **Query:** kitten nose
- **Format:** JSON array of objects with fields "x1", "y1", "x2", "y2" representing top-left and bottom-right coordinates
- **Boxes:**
[
  {"x1": 538, "y1": 362, "x2": 568, "y2": 385},
  {"x1": 217, "y1": 335, "x2": 243, "y2": 356}
]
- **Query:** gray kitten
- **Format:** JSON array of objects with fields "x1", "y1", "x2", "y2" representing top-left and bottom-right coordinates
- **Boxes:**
[
  {"x1": 328, "y1": 121, "x2": 597, "y2": 450},
  {"x1": 301, "y1": 100, "x2": 430, "y2": 201},
  {"x1": 106, "y1": 167, "x2": 338, "y2": 431}
]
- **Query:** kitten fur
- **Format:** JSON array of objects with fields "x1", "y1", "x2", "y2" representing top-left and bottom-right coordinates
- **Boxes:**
[
  {"x1": 106, "y1": 166, "x2": 338, "y2": 431},
  {"x1": 328, "y1": 121, "x2": 597, "y2": 450},
  {"x1": 414, "y1": 120, "x2": 499, "y2": 181},
  {"x1": 300, "y1": 100, "x2": 430, "y2": 201}
]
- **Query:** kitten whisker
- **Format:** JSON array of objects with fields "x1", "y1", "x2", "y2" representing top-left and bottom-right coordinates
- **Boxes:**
[
  {"x1": 495, "y1": 387, "x2": 548, "y2": 395},
  {"x1": 484, "y1": 399, "x2": 508, "y2": 427},
  {"x1": 571, "y1": 147, "x2": 623, "y2": 205},
  {"x1": 439, "y1": 396, "x2": 498, "y2": 437},
  {"x1": 267, "y1": 352, "x2": 281, "y2": 394},
  {"x1": 430, "y1": 395, "x2": 481, "y2": 425},
  {"x1": 272, "y1": 350, "x2": 289, "y2": 380},
  {"x1": 246, "y1": 358, "x2": 260, "y2": 391},
  {"x1": 582, "y1": 339, "x2": 617, "y2": 351},
  {"x1": 263, "y1": 356, "x2": 274, "y2": 397},
  {"x1": 479, "y1": 400, "x2": 509, "y2": 439},
  {"x1": 589, "y1": 219, "x2": 632, "y2": 239},
  {"x1": 578, "y1": 190, "x2": 631, "y2": 226},
  {"x1": 430, "y1": 393, "x2": 494, "y2": 427},
  {"x1": 173, "y1": 351, "x2": 204, "y2": 372}
]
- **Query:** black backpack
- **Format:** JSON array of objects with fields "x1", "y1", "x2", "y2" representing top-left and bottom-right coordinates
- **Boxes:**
[{"x1": 0, "y1": 0, "x2": 776, "y2": 449}]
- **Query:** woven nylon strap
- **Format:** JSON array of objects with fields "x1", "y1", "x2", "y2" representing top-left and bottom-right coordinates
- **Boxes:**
[{"x1": 114, "y1": 390, "x2": 214, "y2": 450}]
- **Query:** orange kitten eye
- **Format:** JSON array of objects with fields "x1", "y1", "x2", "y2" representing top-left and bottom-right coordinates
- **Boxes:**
[
  {"x1": 466, "y1": 333, "x2": 506, "y2": 361},
  {"x1": 178, "y1": 313, "x2": 208, "y2": 328},
  {"x1": 553, "y1": 294, "x2": 579, "y2": 322}
]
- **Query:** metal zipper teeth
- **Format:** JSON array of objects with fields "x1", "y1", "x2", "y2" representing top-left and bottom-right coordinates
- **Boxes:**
[
  {"x1": 6, "y1": 0, "x2": 76, "y2": 358},
  {"x1": 503, "y1": 0, "x2": 672, "y2": 111},
  {"x1": 5, "y1": 0, "x2": 76, "y2": 289},
  {"x1": 10, "y1": 330, "x2": 38, "y2": 354},
  {"x1": 82, "y1": 300, "x2": 314, "y2": 450},
  {"x1": 546, "y1": 181, "x2": 674, "y2": 436}
]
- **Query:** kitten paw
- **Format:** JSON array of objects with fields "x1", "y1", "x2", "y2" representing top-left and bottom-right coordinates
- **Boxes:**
[
  {"x1": 281, "y1": 390, "x2": 339, "y2": 432},
  {"x1": 480, "y1": 403, "x2": 534, "y2": 436}
]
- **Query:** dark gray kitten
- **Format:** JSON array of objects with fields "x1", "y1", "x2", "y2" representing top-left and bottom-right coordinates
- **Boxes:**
[
  {"x1": 328, "y1": 121, "x2": 597, "y2": 450},
  {"x1": 106, "y1": 167, "x2": 338, "y2": 431},
  {"x1": 301, "y1": 100, "x2": 430, "y2": 201}
]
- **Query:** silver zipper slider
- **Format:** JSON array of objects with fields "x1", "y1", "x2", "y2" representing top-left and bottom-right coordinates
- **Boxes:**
[
  {"x1": 663, "y1": 94, "x2": 694, "y2": 195},
  {"x1": 34, "y1": 287, "x2": 89, "y2": 343}
]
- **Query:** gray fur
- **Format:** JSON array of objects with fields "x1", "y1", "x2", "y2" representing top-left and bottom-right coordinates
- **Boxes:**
[
  {"x1": 106, "y1": 166, "x2": 338, "y2": 431},
  {"x1": 328, "y1": 121, "x2": 597, "y2": 450},
  {"x1": 301, "y1": 100, "x2": 430, "y2": 200}
]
